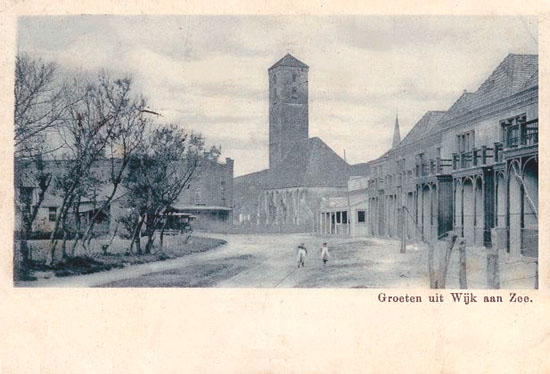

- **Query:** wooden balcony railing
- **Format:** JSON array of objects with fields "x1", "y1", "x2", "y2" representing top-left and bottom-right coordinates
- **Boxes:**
[
  {"x1": 504, "y1": 119, "x2": 538, "y2": 149},
  {"x1": 416, "y1": 158, "x2": 452, "y2": 176},
  {"x1": 452, "y1": 143, "x2": 504, "y2": 170}
]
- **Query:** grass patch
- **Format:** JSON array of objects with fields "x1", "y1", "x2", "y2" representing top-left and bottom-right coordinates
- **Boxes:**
[{"x1": 16, "y1": 236, "x2": 226, "y2": 282}]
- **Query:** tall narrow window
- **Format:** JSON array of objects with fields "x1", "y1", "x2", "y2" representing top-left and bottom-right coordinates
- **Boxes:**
[
  {"x1": 501, "y1": 114, "x2": 526, "y2": 148},
  {"x1": 291, "y1": 87, "x2": 297, "y2": 99}
]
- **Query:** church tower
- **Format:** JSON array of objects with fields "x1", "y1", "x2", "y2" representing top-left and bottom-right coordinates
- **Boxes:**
[
  {"x1": 392, "y1": 111, "x2": 401, "y2": 148},
  {"x1": 268, "y1": 53, "x2": 309, "y2": 169}
]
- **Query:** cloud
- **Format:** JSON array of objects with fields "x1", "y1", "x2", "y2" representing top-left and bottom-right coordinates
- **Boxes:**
[{"x1": 16, "y1": 15, "x2": 538, "y2": 176}]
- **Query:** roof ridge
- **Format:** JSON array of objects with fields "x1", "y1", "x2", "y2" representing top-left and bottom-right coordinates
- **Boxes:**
[{"x1": 269, "y1": 53, "x2": 309, "y2": 70}]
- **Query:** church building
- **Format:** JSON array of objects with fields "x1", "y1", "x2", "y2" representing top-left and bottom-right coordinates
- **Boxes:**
[{"x1": 234, "y1": 54, "x2": 363, "y2": 231}]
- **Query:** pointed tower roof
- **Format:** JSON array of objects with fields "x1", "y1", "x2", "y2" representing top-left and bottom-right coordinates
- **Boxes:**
[
  {"x1": 269, "y1": 53, "x2": 309, "y2": 71},
  {"x1": 392, "y1": 112, "x2": 401, "y2": 148}
]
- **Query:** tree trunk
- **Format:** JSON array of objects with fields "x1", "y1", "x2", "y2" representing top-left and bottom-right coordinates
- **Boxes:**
[
  {"x1": 144, "y1": 230, "x2": 155, "y2": 254},
  {"x1": 70, "y1": 201, "x2": 82, "y2": 257},
  {"x1": 144, "y1": 215, "x2": 161, "y2": 254},
  {"x1": 61, "y1": 229, "x2": 68, "y2": 259},
  {"x1": 21, "y1": 220, "x2": 33, "y2": 264},
  {"x1": 47, "y1": 191, "x2": 75, "y2": 265},
  {"x1": 16, "y1": 230, "x2": 30, "y2": 280},
  {"x1": 159, "y1": 218, "x2": 168, "y2": 253},
  {"x1": 131, "y1": 217, "x2": 145, "y2": 255}
]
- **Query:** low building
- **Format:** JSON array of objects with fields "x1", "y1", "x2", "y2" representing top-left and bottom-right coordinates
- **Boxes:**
[
  {"x1": 318, "y1": 175, "x2": 370, "y2": 237},
  {"x1": 14, "y1": 155, "x2": 235, "y2": 236},
  {"x1": 174, "y1": 157, "x2": 234, "y2": 230}
]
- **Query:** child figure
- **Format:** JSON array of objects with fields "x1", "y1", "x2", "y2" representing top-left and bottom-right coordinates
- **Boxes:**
[
  {"x1": 320, "y1": 242, "x2": 329, "y2": 265},
  {"x1": 297, "y1": 243, "x2": 308, "y2": 268}
]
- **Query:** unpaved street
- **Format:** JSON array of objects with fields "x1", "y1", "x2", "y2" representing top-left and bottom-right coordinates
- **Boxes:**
[
  {"x1": 20, "y1": 233, "x2": 536, "y2": 288},
  {"x1": 98, "y1": 233, "x2": 428, "y2": 288}
]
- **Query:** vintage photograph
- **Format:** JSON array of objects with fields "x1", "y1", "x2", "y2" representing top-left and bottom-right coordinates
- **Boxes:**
[{"x1": 13, "y1": 15, "x2": 538, "y2": 288}]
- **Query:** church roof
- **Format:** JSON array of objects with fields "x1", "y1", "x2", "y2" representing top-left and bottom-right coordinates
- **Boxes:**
[
  {"x1": 268, "y1": 53, "x2": 309, "y2": 71},
  {"x1": 267, "y1": 137, "x2": 347, "y2": 189},
  {"x1": 440, "y1": 54, "x2": 538, "y2": 124}
]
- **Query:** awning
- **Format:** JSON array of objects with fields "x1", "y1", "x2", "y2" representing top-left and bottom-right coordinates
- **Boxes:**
[{"x1": 171, "y1": 205, "x2": 232, "y2": 212}]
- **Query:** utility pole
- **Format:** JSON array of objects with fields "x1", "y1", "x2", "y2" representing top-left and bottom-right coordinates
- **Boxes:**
[{"x1": 344, "y1": 150, "x2": 352, "y2": 236}]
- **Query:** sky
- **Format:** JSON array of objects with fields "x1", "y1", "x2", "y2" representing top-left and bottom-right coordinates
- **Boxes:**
[{"x1": 17, "y1": 15, "x2": 538, "y2": 176}]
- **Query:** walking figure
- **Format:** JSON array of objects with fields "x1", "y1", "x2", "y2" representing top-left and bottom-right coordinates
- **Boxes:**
[
  {"x1": 320, "y1": 242, "x2": 329, "y2": 265},
  {"x1": 297, "y1": 243, "x2": 308, "y2": 268}
]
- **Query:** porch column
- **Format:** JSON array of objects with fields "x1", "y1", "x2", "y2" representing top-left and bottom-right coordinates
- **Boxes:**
[{"x1": 483, "y1": 167, "x2": 495, "y2": 248}]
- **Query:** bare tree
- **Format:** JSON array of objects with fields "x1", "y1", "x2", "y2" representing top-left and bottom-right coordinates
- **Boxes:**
[
  {"x1": 46, "y1": 72, "x2": 133, "y2": 265},
  {"x1": 14, "y1": 54, "x2": 66, "y2": 272},
  {"x1": 14, "y1": 54, "x2": 65, "y2": 154},
  {"x1": 75, "y1": 74, "x2": 149, "y2": 255}
]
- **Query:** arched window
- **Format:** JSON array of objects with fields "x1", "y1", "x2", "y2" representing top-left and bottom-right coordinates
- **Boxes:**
[{"x1": 291, "y1": 87, "x2": 297, "y2": 99}]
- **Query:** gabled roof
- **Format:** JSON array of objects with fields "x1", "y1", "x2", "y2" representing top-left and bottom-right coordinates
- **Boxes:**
[
  {"x1": 233, "y1": 169, "x2": 269, "y2": 211},
  {"x1": 234, "y1": 169, "x2": 269, "y2": 186},
  {"x1": 441, "y1": 54, "x2": 538, "y2": 123},
  {"x1": 523, "y1": 70, "x2": 538, "y2": 89},
  {"x1": 349, "y1": 162, "x2": 372, "y2": 177},
  {"x1": 269, "y1": 53, "x2": 309, "y2": 71},
  {"x1": 398, "y1": 111, "x2": 446, "y2": 148},
  {"x1": 267, "y1": 137, "x2": 347, "y2": 189}
]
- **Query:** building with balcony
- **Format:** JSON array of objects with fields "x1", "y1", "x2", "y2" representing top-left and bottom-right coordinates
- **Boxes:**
[{"x1": 362, "y1": 54, "x2": 538, "y2": 257}]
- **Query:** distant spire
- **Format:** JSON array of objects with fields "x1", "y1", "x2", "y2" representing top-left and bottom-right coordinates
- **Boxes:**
[{"x1": 392, "y1": 110, "x2": 401, "y2": 148}]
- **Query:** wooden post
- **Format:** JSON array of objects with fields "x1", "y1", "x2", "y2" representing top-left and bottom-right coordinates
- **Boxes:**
[
  {"x1": 487, "y1": 228, "x2": 500, "y2": 289},
  {"x1": 428, "y1": 241, "x2": 437, "y2": 288},
  {"x1": 535, "y1": 260, "x2": 539, "y2": 289},
  {"x1": 401, "y1": 207, "x2": 406, "y2": 254},
  {"x1": 459, "y1": 238, "x2": 467, "y2": 289},
  {"x1": 439, "y1": 232, "x2": 458, "y2": 289}
]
